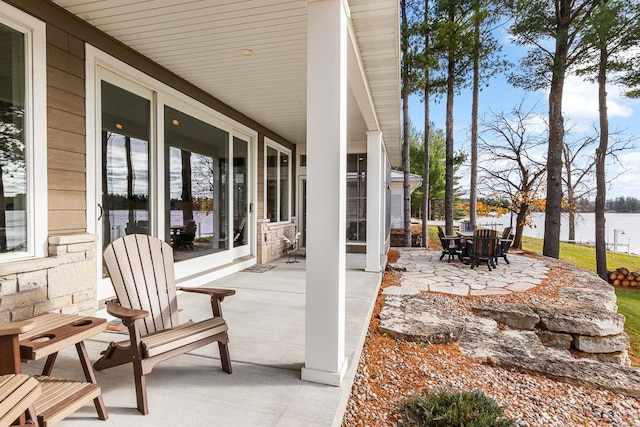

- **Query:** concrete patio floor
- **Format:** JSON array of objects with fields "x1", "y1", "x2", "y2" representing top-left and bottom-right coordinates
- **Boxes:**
[{"x1": 21, "y1": 253, "x2": 382, "y2": 427}]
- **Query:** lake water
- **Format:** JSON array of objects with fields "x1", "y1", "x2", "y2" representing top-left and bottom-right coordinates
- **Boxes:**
[{"x1": 476, "y1": 212, "x2": 640, "y2": 255}]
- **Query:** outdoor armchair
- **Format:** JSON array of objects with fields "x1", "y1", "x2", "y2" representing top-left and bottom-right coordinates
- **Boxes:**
[{"x1": 94, "y1": 234, "x2": 235, "y2": 415}]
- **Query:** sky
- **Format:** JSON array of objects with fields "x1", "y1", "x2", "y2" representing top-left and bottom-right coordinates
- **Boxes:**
[{"x1": 408, "y1": 28, "x2": 640, "y2": 201}]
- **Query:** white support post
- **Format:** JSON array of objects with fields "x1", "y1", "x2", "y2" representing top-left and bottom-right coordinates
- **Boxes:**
[
  {"x1": 366, "y1": 131, "x2": 383, "y2": 272},
  {"x1": 301, "y1": 0, "x2": 349, "y2": 386}
]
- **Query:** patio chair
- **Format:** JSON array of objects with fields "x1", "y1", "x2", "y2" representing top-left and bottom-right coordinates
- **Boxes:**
[
  {"x1": 437, "y1": 226, "x2": 462, "y2": 262},
  {"x1": 496, "y1": 226, "x2": 514, "y2": 265},
  {"x1": 470, "y1": 229, "x2": 498, "y2": 271},
  {"x1": 173, "y1": 219, "x2": 197, "y2": 250},
  {"x1": 94, "y1": 234, "x2": 235, "y2": 415}
]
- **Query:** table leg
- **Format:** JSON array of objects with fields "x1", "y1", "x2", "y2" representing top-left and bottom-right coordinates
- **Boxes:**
[
  {"x1": 42, "y1": 352, "x2": 57, "y2": 376},
  {"x1": 75, "y1": 341, "x2": 108, "y2": 420}
]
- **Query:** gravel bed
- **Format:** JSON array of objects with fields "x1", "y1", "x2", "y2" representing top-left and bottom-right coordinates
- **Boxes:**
[{"x1": 342, "y1": 255, "x2": 640, "y2": 427}]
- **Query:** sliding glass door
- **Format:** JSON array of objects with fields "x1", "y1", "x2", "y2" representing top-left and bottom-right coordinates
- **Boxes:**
[{"x1": 95, "y1": 64, "x2": 254, "y2": 295}]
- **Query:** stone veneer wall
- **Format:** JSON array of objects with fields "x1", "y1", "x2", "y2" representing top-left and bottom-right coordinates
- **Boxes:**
[
  {"x1": 0, "y1": 234, "x2": 97, "y2": 322},
  {"x1": 257, "y1": 218, "x2": 298, "y2": 264}
]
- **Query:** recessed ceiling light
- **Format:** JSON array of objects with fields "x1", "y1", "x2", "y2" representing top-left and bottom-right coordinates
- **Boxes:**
[
  {"x1": 290, "y1": 100, "x2": 303, "y2": 106},
  {"x1": 237, "y1": 49, "x2": 255, "y2": 57},
  {"x1": 172, "y1": 119, "x2": 180, "y2": 126},
  {"x1": 115, "y1": 123, "x2": 123, "y2": 130}
]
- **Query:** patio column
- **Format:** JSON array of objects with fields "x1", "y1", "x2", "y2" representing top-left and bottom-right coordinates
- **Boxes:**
[
  {"x1": 366, "y1": 131, "x2": 384, "y2": 272},
  {"x1": 302, "y1": 0, "x2": 348, "y2": 386}
]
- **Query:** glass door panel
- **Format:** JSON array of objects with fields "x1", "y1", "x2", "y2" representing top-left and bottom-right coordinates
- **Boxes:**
[
  {"x1": 100, "y1": 81, "x2": 150, "y2": 265},
  {"x1": 233, "y1": 137, "x2": 248, "y2": 247},
  {"x1": 164, "y1": 106, "x2": 229, "y2": 262}
]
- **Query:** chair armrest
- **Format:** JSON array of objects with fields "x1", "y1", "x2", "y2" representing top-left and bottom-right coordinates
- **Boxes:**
[
  {"x1": 105, "y1": 299, "x2": 149, "y2": 322},
  {"x1": 178, "y1": 287, "x2": 236, "y2": 299},
  {"x1": 0, "y1": 319, "x2": 35, "y2": 336}
]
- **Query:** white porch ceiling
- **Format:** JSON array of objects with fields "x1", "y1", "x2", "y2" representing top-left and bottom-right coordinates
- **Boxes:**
[{"x1": 53, "y1": 0, "x2": 401, "y2": 166}]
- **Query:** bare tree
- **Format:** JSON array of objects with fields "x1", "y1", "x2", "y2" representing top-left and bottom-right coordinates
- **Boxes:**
[
  {"x1": 561, "y1": 129, "x2": 631, "y2": 242},
  {"x1": 561, "y1": 135, "x2": 597, "y2": 242},
  {"x1": 479, "y1": 103, "x2": 547, "y2": 249}
]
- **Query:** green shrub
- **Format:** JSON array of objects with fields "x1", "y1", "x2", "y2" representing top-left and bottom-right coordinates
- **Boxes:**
[{"x1": 397, "y1": 389, "x2": 515, "y2": 427}]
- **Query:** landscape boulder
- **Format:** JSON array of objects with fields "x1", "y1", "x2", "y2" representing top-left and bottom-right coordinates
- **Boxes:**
[
  {"x1": 534, "y1": 305, "x2": 625, "y2": 337},
  {"x1": 573, "y1": 333, "x2": 630, "y2": 354},
  {"x1": 378, "y1": 295, "x2": 465, "y2": 344},
  {"x1": 472, "y1": 304, "x2": 540, "y2": 330}
]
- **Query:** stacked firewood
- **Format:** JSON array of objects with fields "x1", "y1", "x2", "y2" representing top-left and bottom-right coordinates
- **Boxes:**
[{"x1": 607, "y1": 267, "x2": 640, "y2": 287}]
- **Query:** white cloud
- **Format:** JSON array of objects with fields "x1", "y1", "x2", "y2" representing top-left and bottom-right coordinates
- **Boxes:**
[
  {"x1": 555, "y1": 76, "x2": 634, "y2": 128},
  {"x1": 607, "y1": 151, "x2": 640, "y2": 199}
]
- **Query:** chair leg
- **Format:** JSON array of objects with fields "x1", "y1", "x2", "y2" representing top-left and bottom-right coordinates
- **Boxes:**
[
  {"x1": 133, "y1": 365, "x2": 149, "y2": 415},
  {"x1": 218, "y1": 340, "x2": 232, "y2": 374},
  {"x1": 439, "y1": 251, "x2": 446, "y2": 261}
]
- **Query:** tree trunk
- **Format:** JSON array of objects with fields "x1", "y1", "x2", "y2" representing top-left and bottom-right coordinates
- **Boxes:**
[
  {"x1": 421, "y1": 0, "x2": 431, "y2": 249},
  {"x1": 563, "y1": 143, "x2": 575, "y2": 242},
  {"x1": 125, "y1": 136, "x2": 135, "y2": 226},
  {"x1": 568, "y1": 208, "x2": 575, "y2": 242},
  {"x1": 513, "y1": 205, "x2": 529, "y2": 250},
  {"x1": 469, "y1": 2, "x2": 480, "y2": 231},
  {"x1": 542, "y1": 3, "x2": 570, "y2": 259},
  {"x1": 403, "y1": 99, "x2": 411, "y2": 247},
  {"x1": 444, "y1": 15, "x2": 455, "y2": 236},
  {"x1": 401, "y1": 0, "x2": 411, "y2": 247},
  {"x1": 595, "y1": 44, "x2": 609, "y2": 280},
  {"x1": 181, "y1": 150, "x2": 193, "y2": 223}
]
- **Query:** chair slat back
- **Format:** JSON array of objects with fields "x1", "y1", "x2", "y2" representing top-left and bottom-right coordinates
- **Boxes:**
[
  {"x1": 473, "y1": 229, "x2": 497, "y2": 257},
  {"x1": 501, "y1": 226, "x2": 513, "y2": 240},
  {"x1": 437, "y1": 226, "x2": 448, "y2": 248},
  {"x1": 103, "y1": 234, "x2": 179, "y2": 336}
]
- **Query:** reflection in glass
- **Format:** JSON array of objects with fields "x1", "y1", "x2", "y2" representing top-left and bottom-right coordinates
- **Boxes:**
[
  {"x1": 0, "y1": 24, "x2": 26, "y2": 255},
  {"x1": 266, "y1": 146, "x2": 277, "y2": 222},
  {"x1": 233, "y1": 137, "x2": 248, "y2": 247},
  {"x1": 279, "y1": 152, "x2": 289, "y2": 222},
  {"x1": 101, "y1": 81, "x2": 150, "y2": 256},
  {"x1": 165, "y1": 106, "x2": 228, "y2": 262},
  {"x1": 346, "y1": 153, "x2": 367, "y2": 242}
]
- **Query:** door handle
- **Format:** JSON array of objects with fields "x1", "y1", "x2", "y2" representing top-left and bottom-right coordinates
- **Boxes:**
[{"x1": 97, "y1": 203, "x2": 103, "y2": 220}]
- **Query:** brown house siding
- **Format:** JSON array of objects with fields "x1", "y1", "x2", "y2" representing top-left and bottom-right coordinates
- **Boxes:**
[{"x1": 46, "y1": 24, "x2": 87, "y2": 235}]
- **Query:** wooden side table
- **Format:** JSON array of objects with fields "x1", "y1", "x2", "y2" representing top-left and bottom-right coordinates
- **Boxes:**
[{"x1": 0, "y1": 313, "x2": 109, "y2": 426}]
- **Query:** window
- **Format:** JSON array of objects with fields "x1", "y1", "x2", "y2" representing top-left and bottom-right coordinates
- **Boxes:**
[
  {"x1": 0, "y1": 7, "x2": 46, "y2": 261},
  {"x1": 265, "y1": 140, "x2": 291, "y2": 223},
  {"x1": 346, "y1": 153, "x2": 367, "y2": 242}
]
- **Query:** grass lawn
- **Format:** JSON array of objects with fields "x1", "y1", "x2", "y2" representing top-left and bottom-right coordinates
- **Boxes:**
[{"x1": 616, "y1": 290, "x2": 640, "y2": 361}]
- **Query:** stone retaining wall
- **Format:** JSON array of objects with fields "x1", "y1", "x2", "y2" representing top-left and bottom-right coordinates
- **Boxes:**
[
  {"x1": 0, "y1": 234, "x2": 97, "y2": 322},
  {"x1": 256, "y1": 218, "x2": 298, "y2": 264}
]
